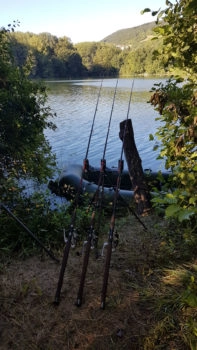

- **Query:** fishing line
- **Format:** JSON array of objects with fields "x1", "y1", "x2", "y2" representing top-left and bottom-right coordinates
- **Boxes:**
[
  {"x1": 76, "y1": 79, "x2": 118, "y2": 307},
  {"x1": 100, "y1": 79, "x2": 135, "y2": 310},
  {"x1": 54, "y1": 79, "x2": 103, "y2": 304},
  {"x1": 120, "y1": 79, "x2": 135, "y2": 162},
  {"x1": 102, "y1": 79, "x2": 118, "y2": 160},
  {"x1": 84, "y1": 80, "x2": 103, "y2": 161}
]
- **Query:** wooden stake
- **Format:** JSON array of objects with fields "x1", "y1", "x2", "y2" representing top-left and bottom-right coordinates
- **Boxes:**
[{"x1": 119, "y1": 119, "x2": 152, "y2": 215}]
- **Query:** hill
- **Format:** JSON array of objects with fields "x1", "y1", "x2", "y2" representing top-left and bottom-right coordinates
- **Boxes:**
[{"x1": 101, "y1": 21, "x2": 157, "y2": 49}]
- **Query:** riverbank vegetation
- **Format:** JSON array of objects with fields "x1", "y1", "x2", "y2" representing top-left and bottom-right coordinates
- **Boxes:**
[
  {"x1": 8, "y1": 22, "x2": 165, "y2": 78},
  {"x1": 0, "y1": 0, "x2": 197, "y2": 348}
]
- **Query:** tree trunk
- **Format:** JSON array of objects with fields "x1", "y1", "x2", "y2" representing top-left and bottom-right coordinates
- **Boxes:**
[{"x1": 119, "y1": 119, "x2": 151, "y2": 215}]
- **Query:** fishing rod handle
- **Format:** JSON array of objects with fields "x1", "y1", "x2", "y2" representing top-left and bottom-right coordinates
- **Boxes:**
[
  {"x1": 54, "y1": 237, "x2": 72, "y2": 305},
  {"x1": 76, "y1": 238, "x2": 92, "y2": 307},
  {"x1": 100, "y1": 239, "x2": 113, "y2": 310}
]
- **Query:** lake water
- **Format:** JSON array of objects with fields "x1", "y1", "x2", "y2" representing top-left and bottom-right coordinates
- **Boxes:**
[{"x1": 45, "y1": 77, "x2": 166, "y2": 174}]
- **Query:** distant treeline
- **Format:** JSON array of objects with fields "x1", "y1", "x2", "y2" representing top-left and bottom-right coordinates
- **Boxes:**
[{"x1": 9, "y1": 31, "x2": 166, "y2": 78}]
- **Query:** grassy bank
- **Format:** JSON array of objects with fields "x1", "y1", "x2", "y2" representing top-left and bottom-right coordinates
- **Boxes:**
[{"x1": 1, "y1": 213, "x2": 197, "y2": 349}]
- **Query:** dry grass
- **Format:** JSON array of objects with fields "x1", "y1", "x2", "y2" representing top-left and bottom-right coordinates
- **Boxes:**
[{"x1": 0, "y1": 214, "x2": 194, "y2": 349}]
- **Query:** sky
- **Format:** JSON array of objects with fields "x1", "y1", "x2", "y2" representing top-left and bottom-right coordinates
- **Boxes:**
[{"x1": 1, "y1": 0, "x2": 166, "y2": 44}]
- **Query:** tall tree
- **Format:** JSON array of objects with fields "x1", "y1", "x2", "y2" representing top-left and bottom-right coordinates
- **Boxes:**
[
  {"x1": 54, "y1": 36, "x2": 84, "y2": 77},
  {"x1": 75, "y1": 42, "x2": 98, "y2": 71}
]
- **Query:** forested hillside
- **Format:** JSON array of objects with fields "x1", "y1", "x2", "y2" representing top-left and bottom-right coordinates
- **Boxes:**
[
  {"x1": 9, "y1": 22, "x2": 166, "y2": 79},
  {"x1": 102, "y1": 21, "x2": 156, "y2": 48}
]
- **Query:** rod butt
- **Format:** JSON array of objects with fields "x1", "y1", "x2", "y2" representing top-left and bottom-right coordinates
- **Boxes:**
[
  {"x1": 76, "y1": 298, "x2": 82, "y2": 307},
  {"x1": 100, "y1": 300, "x2": 106, "y2": 310},
  {"x1": 54, "y1": 295, "x2": 60, "y2": 305}
]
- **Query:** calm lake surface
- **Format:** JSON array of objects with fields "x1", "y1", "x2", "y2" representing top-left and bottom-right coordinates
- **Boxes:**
[{"x1": 45, "y1": 78, "x2": 166, "y2": 173}]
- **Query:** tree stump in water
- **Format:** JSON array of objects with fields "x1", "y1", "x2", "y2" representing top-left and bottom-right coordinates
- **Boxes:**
[{"x1": 119, "y1": 119, "x2": 152, "y2": 215}]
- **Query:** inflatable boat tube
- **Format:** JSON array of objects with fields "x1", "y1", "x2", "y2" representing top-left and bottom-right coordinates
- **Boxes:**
[
  {"x1": 58, "y1": 164, "x2": 134, "y2": 204},
  {"x1": 48, "y1": 163, "x2": 170, "y2": 204}
]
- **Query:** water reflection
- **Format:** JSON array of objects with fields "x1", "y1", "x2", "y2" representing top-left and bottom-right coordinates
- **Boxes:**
[{"x1": 45, "y1": 78, "x2": 166, "y2": 172}]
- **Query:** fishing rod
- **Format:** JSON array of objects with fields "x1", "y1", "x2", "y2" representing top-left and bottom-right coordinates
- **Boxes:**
[
  {"x1": 76, "y1": 79, "x2": 119, "y2": 307},
  {"x1": 84, "y1": 80, "x2": 103, "y2": 161},
  {"x1": 54, "y1": 80, "x2": 103, "y2": 305},
  {"x1": 0, "y1": 203, "x2": 59, "y2": 263},
  {"x1": 101, "y1": 80, "x2": 135, "y2": 310},
  {"x1": 101, "y1": 172, "x2": 148, "y2": 231},
  {"x1": 102, "y1": 79, "x2": 119, "y2": 161}
]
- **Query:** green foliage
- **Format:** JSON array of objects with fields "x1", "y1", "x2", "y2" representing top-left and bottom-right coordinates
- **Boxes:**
[
  {"x1": 143, "y1": 263, "x2": 197, "y2": 350},
  {"x1": 139, "y1": 217, "x2": 197, "y2": 349},
  {"x1": 0, "y1": 24, "x2": 105, "y2": 260},
  {"x1": 10, "y1": 31, "x2": 85, "y2": 78},
  {"x1": 0, "y1": 189, "x2": 95, "y2": 259},
  {"x1": 0, "y1": 192, "x2": 68, "y2": 258},
  {"x1": 145, "y1": 1, "x2": 197, "y2": 224},
  {"x1": 8, "y1": 23, "x2": 167, "y2": 78},
  {"x1": 102, "y1": 21, "x2": 156, "y2": 47},
  {"x1": 0, "y1": 24, "x2": 61, "y2": 256},
  {"x1": 135, "y1": 12, "x2": 197, "y2": 345},
  {"x1": 0, "y1": 25, "x2": 57, "y2": 193},
  {"x1": 150, "y1": 79, "x2": 197, "y2": 223},
  {"x1": 152, "y1": 0, "x2": 197, "y2": 76}
]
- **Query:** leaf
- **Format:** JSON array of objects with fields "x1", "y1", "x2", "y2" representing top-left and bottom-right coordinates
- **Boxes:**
[
  {"x1": 178, "y1": 209, "x2": 195, "y2": 222},
  {"x1": 184, "y1": 292, "x2": 197, "y2": 307},
  {"x1": 193, "y1": 165, "x2": 197, "y2": 171},
  {"x1": 154, "y1": 26, "x2": 166, "y2": 35},
  {"x1": 181, "y1": 45, "x2": 190, "y2": 52},
  {"x1": 191, "y1": 152, "x2": 197, "y2": 159},
  {"x1": 165, "y1": 204, "x2": 180, "y2": 217},
  {"x1": 153, "y1": 145, "x2": 159, "y2": 151},
  {"x1": 189, "y1": 197, "x2": 196, "y2": 204},
  {"x1": 151, "y1": 197, "x2": 166, "y2": 204},
  {"x1": 140, "y1": 8, "x2": 151, "y2": 14},
  {"x1": 165, "y1": 193, "x2": 177, "y2": 204},
  {"x1": 152, "y1": 11, "x2": 160, "y2": 16},
  {"x1": 149, "y1": 133, "x2": 154, "y2": 141},
  {"x1": 157, "y1": 10, "x2": 165, "y2": 20}
]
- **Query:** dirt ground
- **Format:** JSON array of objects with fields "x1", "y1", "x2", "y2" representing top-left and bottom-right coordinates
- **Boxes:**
[{"x1": 1, "y1": 214, "x2": 169, "y2": 350}]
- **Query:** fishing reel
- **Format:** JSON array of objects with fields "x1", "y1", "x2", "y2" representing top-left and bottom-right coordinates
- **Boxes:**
[
  {"x1": 101, "y1": 230, "x2": 119, "y2": 256},
  {"x1": 63, "y1": 227, "x2": 78, "y2": 248},
  {"x1": 113, "y1": 231, "x2": 119, "y2": 249},
  {"x1": 81, "y1": 227, "x2": 98, "y2": 254}
]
